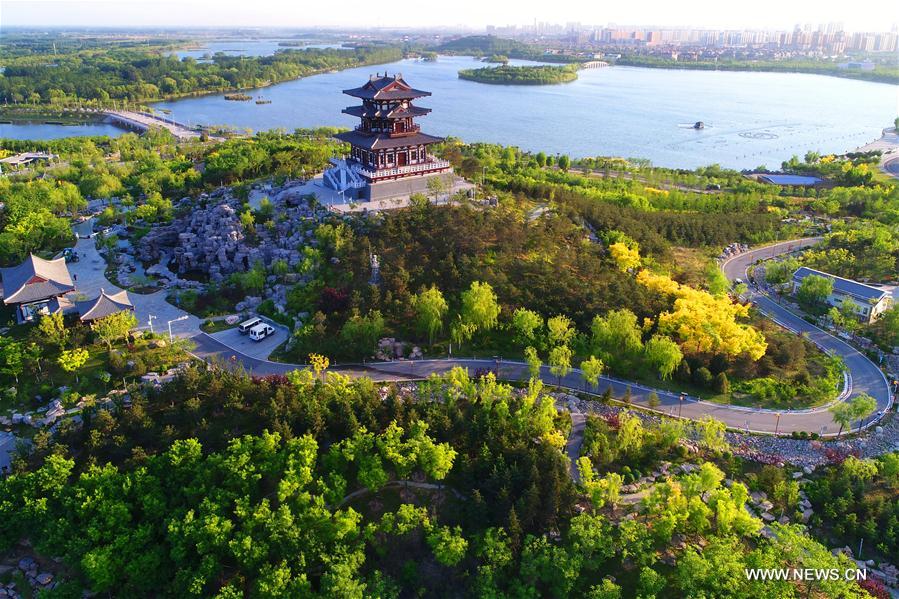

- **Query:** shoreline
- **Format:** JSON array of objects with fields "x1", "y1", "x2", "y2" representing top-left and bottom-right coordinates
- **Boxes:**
[{"x1": 613, "y1": 58, "x2": 899, "y2": 86}]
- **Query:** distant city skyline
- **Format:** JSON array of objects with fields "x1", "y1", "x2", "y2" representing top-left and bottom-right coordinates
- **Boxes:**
[{"x1": 2, "y1": 0, "x2": 897, "y2": 34}]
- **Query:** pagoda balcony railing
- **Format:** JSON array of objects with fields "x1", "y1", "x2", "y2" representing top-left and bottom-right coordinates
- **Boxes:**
[
  {"x1": 352, "y1": 159, "x2": 451, "y2": 179},
  {"x1": 354, "y1": 124, "x2": 421, "y2": 135}
]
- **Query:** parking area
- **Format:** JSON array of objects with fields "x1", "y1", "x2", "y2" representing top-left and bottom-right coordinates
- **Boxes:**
[{"x1": 208, "y1": 320, "x2": 289, "y2": 360}]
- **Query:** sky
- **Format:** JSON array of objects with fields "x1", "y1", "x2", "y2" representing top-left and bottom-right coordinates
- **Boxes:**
[{"x1": 1, "y1": 0, "x2": 896, "y2": 32}]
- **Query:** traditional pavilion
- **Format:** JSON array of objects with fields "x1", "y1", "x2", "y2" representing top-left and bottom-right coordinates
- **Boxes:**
[
  {"x1": 323, "y1": 73, "x2": 454, "y2": 201},
  {"x1": 0, "y1": 254, "x2": 75, "y2": 323},
  {"x1": 75, "y1": 289, "x2": 134, "y2": 323}
]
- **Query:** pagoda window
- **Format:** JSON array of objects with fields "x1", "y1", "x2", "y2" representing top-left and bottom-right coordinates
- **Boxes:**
[{"x1": 411, "y1": 150, "x2": 418, "y2": 162}]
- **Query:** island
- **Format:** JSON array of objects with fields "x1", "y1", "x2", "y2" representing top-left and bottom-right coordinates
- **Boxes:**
[{"x1": 458, "y1": 64, "x2": 580, "y2": 85}]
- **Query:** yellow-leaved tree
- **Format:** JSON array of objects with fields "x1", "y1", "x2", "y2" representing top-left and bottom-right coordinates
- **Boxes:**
[{"x1": 636, "y1": 270, "x2": 767, "y2": 360}]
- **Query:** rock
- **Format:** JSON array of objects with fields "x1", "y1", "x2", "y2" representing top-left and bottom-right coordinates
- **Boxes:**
[
  {"x1": 761, "y1": 512, "x2": 775, "y2": 522},
  {"x1": 759, "y1": 500, "x2": 774, "y2": 511},
  {"x1": 866, "y1": 559, "x2": 876, "y2": 567},
  {"x1": 801, "y1": 509, "x2": 813, "y2": 523},
  {"x1": 803, "y1": 465, "x2": 814, "y2": 475},
  {"x1": 35, "y1": 573, "x2": 53, "y2": 586},
  {"x1": 792, "y1": 471, "x2": 803, "y2": 479}
]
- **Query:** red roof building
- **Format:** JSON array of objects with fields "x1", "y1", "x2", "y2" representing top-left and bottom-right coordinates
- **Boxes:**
[{"x1": 324, "y1": 73, "x2": 453, "y2": 201}]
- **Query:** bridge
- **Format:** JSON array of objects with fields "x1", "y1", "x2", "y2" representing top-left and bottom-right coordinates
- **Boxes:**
[
  {"x1": 104, "y1": 110, "x2": 214, "y2": 141},
  {"x1": 581, "y1": 61, "x2": 610, "y2": 69}
]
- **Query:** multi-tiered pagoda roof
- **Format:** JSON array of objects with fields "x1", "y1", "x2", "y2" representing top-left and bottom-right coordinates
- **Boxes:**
[{"x1": 333, "y1": 73, "x2": 448, "y2": 174}]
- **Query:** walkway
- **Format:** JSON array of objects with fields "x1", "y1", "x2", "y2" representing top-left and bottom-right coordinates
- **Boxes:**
[
  {"x1": 189, "y1": 238, "x2": 893, "y2": 437},
  {"x1": 65, "y1": 216, "x2": 891, "y2": 437},
  {"x1": 104, "y1": 110, "x2": 207, "y2": 141},
  {"x1": 721, "y1": 239, "x2": 893, "y2": 426},
  {"x1": 67, "y1": 220, "x2": 201, "y2": 337}
]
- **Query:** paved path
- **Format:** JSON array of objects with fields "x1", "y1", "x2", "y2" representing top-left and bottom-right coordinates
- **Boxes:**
[
  {"x1": 64, "y1": 218, "x2": 891, "y2": 437},
  {"x1": 187, "y1": 238, "x2": 892, "y2": 437},
  {"x1": 721, "y1": 238, "x2": 893, "y2": 432},
  {"x1": 67, "y1": 220, "x2": 201, "y2": 337}
]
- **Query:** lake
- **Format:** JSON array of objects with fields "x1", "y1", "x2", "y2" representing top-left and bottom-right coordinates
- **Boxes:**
[
  {"x1": 3, "y1": 54, "x2": 893, "y2": 170},
  {"x1": 149, "y1": 56, "x2": 895, "y2": 169},
  {"x1": 0, "y1": 122, "x2": 125, "y2": 140}
]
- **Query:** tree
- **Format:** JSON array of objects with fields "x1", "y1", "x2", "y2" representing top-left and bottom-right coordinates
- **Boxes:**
[
  {"x1": 0, "y1": 337, "x2": 24, "y2": 384},
  {"x1": 340, "y1": 310, "x2": 385, "y2": 356},
  {"x1": 524, "y1": 346, "x2": 542, "y2": 380},
  {"x1": 557, "y1": 154, "x2": 570, "y2": 171},
  {"x1": 38, "y1": 312, "x2": 70, "y2": 351},
  {"x1": 548, "y1": 345, "x2": 572, "y2": 386},
  {"x1": 546, "y1": 315, "x2": 575, "y2": 347},
  {"x1": 608, "y1": 242, "x2": 641, "y2": 272},
  {"x1": 58, "y1": 348, "x2": 89, "y2": 382},
  {"x1": 580, "y1": 356, "x2": 604, "y2": 391},
  {"x1": 796, "y1": 274, "x2": 833, "y2": 310},
  {"x1": 829, "y1": 401, "x2": 854, "y2": 437},
  {"x1": 830, "y1": 393, "x2": 877, "y2": 436},
  {"x1": 511, "y1": 308, "x2": 543, "y2": 346},
  {"x1": 591, "y1": 309, "x2": 644, "y2": 371},
  {"x1": 849, "y1": 393, "x2": 877, "y2": 432},
  {"x1": 460, "y1": 281, "x2": 501, "y2": 332},
  {"x1": 412, "y1": 286, "x2": 448, "y2": 347},
  {"x1": 427, "y1": 525, "x2": 468, "y2": 566},
  {"x1": 714, "y1": 372, "x2": 730, "y2": 395},
  {"x1": 91, "y1": 310, "x2": 137, "y2": 350},
  {"x1": 309, "y1": 353, "x2": 329, "y2": 380},
  {"x1": 647, "y1": 392, "x2": 660, "y2": 408},
  {"x1": 643, "y1": 335, "x2": 682, "y2": 380}
]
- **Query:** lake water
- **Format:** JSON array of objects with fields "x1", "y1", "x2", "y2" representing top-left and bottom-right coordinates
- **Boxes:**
[
  {"x1": 3, "y1": 54, "x2": 893, "y2": 170},
  {"x1": 0, "y1": 122, "x2": 124, "y2": 140},
  {"x1": 148, "y1": 56, "x2": 895, "y2": 169}
]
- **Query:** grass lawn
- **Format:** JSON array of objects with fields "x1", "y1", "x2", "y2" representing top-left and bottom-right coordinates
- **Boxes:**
[{"x1": 200, "y1": 319, "x2": 238, "y2": 334}]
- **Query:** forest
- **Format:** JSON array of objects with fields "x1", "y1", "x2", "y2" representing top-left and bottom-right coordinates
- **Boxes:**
[
  {"x1": 0, "y1": 42, "x2": 402, "y2": 106},
  {"x1": 458, "y1": 65, "x2": 580, "y2": 85},
  {"x1": 0, "y1": 364, "x2": 891, "y2": 597}
]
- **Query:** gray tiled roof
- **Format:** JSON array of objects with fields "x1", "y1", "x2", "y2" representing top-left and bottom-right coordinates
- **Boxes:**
[
  {"x1": 0, "y1": 254, "x2": 74, "y2": 305},
  {"x1": 334, "y1": 130, "x2": 444, "y2": 150},
  {"x1": 343, "y1": 75, "x2": 431, "y2": 100},
  {"x1": 792, "y1": 267, "x2": 888, "y2": 303},
  {"x1": 75, "y1": 289, "x2": 134, "y2": 322}
]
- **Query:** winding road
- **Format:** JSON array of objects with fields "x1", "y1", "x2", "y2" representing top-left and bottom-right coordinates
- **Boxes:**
[{"x1": 187, "y1": 237, "x2": 893, "y2": 437}]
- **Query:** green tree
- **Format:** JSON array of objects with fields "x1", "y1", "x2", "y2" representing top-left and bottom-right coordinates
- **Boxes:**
[
  {"x1": 647, "y1": 391, "x2": 660, "y2": 408},
  {"x1": 643, "y1": 335, "x2": 682, "y2": 380},
  {"x1": 558, "y1": 155, "x2": 571, "y2": 171},
  {"x1": 714, "y1": 371, "x2": 730, "y2": 395},
  {"x1": 58, "y1": 348, "x2": 89, "y2": 382},
  {"x1": 340, "y1": 310, "x2": 386, "y2": 356},
  {"x1": 427, "y1": 526, "x2": 468, "y2": 566},
  {"x1": 0, "y1": 337, "x2": 25, "y2": 384},
  {"x1": 548, "y1": 345, "x2": 572, "y2": 386},
  {"x1": 38, "y1": 312, "x2": 70, "y2": 351},
  {"x1": 511, "y1": 308, "x2": 543, "y2": 346},
  {"x1": 796, "y1": 274, "x2": 833, "y2": 310},
  {"x1": 412, "y1": 286, "x2": 448, "y2": 347},
  {"x1": 591, "y1": 309, "x2": 644, "y2": 371},
  {"x1": 546, "y1": 314, "x2": 575, "y2": 347},
  {"x1": 91, "y1": 310, "x2": 137, "y2": 350},
  {"x1": 460, "y1": 281, "x2": 501, "y2": 333},
  {"x1": 524, "y1": 346, "x2": 542, "y2": 380},
  {"x1": 580, "y1": 355, "x2": 604, "y2": 391}
]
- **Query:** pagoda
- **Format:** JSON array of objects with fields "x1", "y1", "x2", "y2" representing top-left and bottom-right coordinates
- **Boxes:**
[{"x1": 323, "y1": 73, "x2": 453, "y2": 201}]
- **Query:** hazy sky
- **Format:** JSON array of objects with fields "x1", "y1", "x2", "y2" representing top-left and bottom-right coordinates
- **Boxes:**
[{"x1": 2, "y1": 0, "x2": 895, "y2": 32}]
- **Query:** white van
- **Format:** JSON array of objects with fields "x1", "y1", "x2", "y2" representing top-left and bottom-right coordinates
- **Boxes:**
[
  {"x1": 238, "y1": 317, "x2": 262, "y2": 334},
  {"x1": 249, "y1": 323, "x2": 275, "y2": 341}
]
